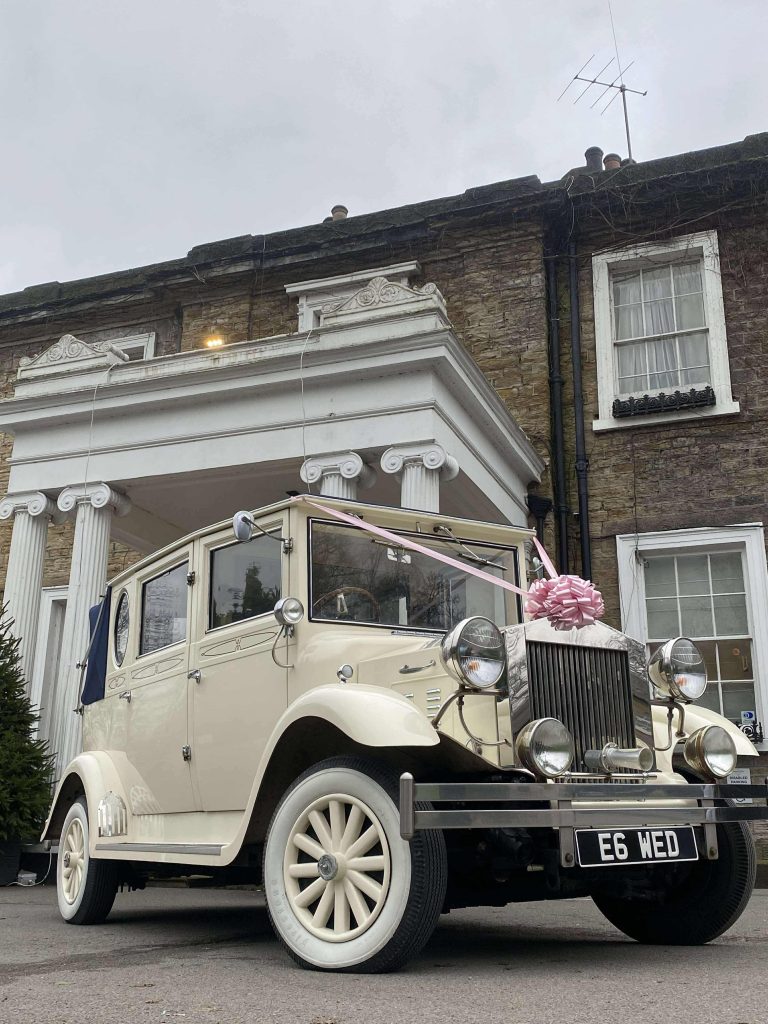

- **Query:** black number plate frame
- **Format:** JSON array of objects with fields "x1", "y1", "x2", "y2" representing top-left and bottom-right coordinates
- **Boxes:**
[{"x1": 575, "y1": 826, "x2": 699, "y2": 867}]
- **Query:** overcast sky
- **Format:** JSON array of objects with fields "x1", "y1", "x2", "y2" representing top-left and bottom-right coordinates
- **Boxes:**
[{"x1": 1, "y1": 0, "x2": 765, "y2": 295}]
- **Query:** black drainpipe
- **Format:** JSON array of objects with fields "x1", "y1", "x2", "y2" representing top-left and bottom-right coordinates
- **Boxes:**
[
  {"x1": 568, "y1": 240, "x2": 592, "y2": 580},
  {"x1": 546, "y1": 253, "x2": 569, "y2": 573}
]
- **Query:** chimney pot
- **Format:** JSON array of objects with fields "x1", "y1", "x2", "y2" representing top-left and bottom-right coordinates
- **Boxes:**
[
  {"x1": 603, "y1": 153, "x2": 622, "y2": 170},
  {"x1": 584, "y1": 146, "x2": 604, "y2": 172},
  {"x1": 331, "y1": 204, "x2": 348, "y2": 221}
]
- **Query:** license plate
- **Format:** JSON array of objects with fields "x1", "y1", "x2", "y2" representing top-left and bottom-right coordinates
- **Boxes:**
[{"x1": 574, "y1": 826, "x2": 698, "y2": 867}]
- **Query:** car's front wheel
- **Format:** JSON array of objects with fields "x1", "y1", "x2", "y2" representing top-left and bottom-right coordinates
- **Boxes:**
[
  {"x1": 592, "y1": 820, "x2": 756, "y2": 944},
  {"x1": 57, "y1": 797, "x2": 119, "y2": 925},
  {"x1": 264, "y1": 757, "x2": 447, "y2": 972}
]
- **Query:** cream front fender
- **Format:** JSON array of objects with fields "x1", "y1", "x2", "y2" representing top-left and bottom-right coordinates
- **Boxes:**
[
  {"x1": 219, "y1": 684, "x2": 440, "y2": 862},
  {"x1": 652, "y1": 702, "x2": 757, "y2": 773},
  {"x1": 272, "y1": 684, "x2": 440, "y2": 751},
  {"x1": 680, "y1": 704, "x2": 758, "y2": 756},
  {"x1": 41, "y1": 752, "x2": 131, "y2": 853}
]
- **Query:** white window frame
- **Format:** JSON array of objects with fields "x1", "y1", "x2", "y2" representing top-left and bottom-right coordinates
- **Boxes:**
[
  {"x1": 592, "y1": 230, "x2": 739, "y2": 432},
  {"x1": 616, "y1": 524, "x2": 768, "y2": 749}
]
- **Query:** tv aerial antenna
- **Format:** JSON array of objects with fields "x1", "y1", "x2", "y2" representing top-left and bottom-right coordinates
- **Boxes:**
[{"x1": 557, "y1": 54, "x2": 646, "y2": 163}]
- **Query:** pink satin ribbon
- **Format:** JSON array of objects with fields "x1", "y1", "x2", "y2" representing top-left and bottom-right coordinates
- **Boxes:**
[{"x1": 295, "y1": 497, "x2": 604, "y2": 630}]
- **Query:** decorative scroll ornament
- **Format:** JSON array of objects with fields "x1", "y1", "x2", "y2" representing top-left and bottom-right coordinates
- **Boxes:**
[
  {"x1": 380, "y1": 442, "x2": 459, "y2": 479},
  {"x1": 524, "y1": 538, "x2": 605, "y2": 631},
  {"x1": 57, "y1": 482, "x2": 131, "y2": 517},
  {"x1": 0, "y1": 491, "x2": 61, "y2": 521},
  {"x1": 322, "y1": 277, "x2": 445, "y2": 317}
]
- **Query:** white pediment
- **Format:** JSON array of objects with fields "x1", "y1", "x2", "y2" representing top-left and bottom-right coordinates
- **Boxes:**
[
  {"x1": 285, "y1": 261, "x2": 421, "y2": 331},
  {"x1": 319, "y1": 277, "x2": 447, "y2": 328},
  {"x1": 17, "y1": 333, "x2": 155, "y2": 383}
]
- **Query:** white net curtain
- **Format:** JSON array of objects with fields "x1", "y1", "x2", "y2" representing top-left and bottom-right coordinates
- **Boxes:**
[{"x1": 612, "y1": 261, "x2": 710, "y2": 395}]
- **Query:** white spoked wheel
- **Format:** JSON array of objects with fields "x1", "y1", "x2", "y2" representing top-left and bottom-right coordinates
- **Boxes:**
[
  {"x1": 56, "y1": 798, "x2": 118, "y2": 925},
  {"x1": 61, "y1": 814, "x2": 86, "y2": 907},
  {"x1": 283, "y1": 793, "x2": 391, "y2": 942},
  {"x1": 265, "y1": 757, "x2": 447, "y2": 973}
]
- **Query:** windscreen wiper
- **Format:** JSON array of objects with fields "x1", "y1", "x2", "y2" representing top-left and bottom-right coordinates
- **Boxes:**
[{"x1": 432, "y1": 525, "x2": 506, "y2": 570}]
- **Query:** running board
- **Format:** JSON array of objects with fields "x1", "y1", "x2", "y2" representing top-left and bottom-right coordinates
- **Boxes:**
[{"x1": 95, "y1": 842, "x2": 223, "y2": 856}]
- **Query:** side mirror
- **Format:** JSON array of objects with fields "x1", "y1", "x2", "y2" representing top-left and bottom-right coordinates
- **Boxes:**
[{"x1": 232, "y1": 510, "x2": 255, "y2": 542}]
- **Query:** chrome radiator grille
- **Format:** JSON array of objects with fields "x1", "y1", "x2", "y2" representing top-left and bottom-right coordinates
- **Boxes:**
[{"x1": 526, "y1": 641, "x2": 635, "y2": 770}]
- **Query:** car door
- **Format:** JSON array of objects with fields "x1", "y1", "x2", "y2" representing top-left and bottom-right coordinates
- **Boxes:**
[
  {"x1": 189, "y1": 513, "x2": 290, "y2": 812},
  {"x1": 121, "y1": 544, "x2": 197, "y2": 814}
]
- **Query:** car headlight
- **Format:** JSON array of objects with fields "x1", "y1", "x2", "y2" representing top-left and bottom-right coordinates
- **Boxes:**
[
  {"x1": 274, "y1": 596, "x2": 305, "y2": 626},
  {"x1": 516, "y1": 718, "x2": 574, "y2": 778},
  {"x1": 684, "y1": 725, "x2": 737, "y2": 779},
  {"x1": 440, "y1": 616, "x2": 505, "y2": 690},
  {"x1": 648, "y1": 637, "x2": 707, "y2": 702}
]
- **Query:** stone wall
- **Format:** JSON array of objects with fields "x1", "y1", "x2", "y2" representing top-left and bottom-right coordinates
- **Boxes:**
[{"x1": 559, "y1": 204, "x2": 768, "y2": 629}]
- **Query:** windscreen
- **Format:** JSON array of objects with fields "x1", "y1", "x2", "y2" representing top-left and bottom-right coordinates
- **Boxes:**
[{"x1": 309, "y1": 520, "x2": 520, "y2": 631}]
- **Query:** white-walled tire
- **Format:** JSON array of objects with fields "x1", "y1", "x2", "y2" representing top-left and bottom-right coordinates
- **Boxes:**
[
  {"x1": 57, "y1": 798, "x2": 118, "y2": 925},
  {"x1": 264, "y1": 757, "x2": 447, "y2": 972}
]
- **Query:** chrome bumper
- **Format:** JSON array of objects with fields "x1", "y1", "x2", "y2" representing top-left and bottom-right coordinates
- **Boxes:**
[{"x1": 399, "y1": 773, "x2": 768, "y2": 865}]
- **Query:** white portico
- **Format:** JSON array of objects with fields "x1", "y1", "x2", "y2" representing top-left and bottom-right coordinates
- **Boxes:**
[{"x1": 0, "y1": 270, "x2": 544, "y2": 775}]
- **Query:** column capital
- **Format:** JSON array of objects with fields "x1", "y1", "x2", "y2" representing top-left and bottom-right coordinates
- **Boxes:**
[
  {"x1": 380, "y1": 442, "x2": 459, "y2": 481},
  {"x1": 300, "y1": 452, "x2": 376, "y2": 490},
  {"x1": 0, "y1": 491, "x2": 65, "y2": 523},
  {"x1": 57, "y1": 482, "x2": 131, "y2": 517}
]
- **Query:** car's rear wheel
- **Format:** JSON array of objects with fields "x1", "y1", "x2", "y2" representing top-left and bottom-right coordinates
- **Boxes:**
[
  {"x1": 592, "y1": 820, "x2": 755, "y2": 944},
  {"x1": 263, "y1": 757, "x2": 447, "y2": 972},
  {"x1": 57, "y1": 797, "x2": 119, "y2": 925}
]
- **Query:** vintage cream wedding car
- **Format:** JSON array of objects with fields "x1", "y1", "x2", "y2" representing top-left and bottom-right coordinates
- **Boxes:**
[{"x1": 44, "y1": 495, "x2": 768, "y2": 972}]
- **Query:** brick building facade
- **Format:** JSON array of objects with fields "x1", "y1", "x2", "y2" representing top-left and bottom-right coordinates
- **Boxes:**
[{"x1": 1, "y1": 132, "x2": 767, "y2": 808}]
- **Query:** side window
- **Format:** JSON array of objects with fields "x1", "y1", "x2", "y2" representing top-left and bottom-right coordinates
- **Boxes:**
[
  {"x1": 140, "y1": 561, "x2": 189, "y2": 656},
  {"x1": 209, "y1": 533, "x2": 282, "y2": 630}
]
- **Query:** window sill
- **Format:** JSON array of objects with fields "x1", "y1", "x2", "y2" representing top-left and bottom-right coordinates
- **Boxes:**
[{"x1": 593, "y1": 399, "x2": 740, "y2": 433}]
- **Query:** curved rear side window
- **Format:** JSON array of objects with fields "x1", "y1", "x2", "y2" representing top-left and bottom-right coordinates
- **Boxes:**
[{"x1": 114, "y1": 591, "x2": 129, "y2": 666}]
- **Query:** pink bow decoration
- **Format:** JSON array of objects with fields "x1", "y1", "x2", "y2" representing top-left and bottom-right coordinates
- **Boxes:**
[{"x1": 524, "y1": 539, "x2": 605, "y2": 631}]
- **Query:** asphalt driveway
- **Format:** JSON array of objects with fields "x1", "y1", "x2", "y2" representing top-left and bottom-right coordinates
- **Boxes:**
[{"x1": 1, "y1": 884, "x2": 767, "y2": 1024}]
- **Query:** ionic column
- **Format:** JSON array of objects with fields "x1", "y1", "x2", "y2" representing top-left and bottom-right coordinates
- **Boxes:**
[
  {"x1": 300, "y1": 452, "x2": 376, "y2": 500},
  {"x1": 380, "y1": 443, "x2": 459, "y2": 513},
  {"x1": 51, "y1": 483, "x2": 130, "y2": 776},
  {"x1": 0, "y1": 492, "x2": 63, "y2": 683}
]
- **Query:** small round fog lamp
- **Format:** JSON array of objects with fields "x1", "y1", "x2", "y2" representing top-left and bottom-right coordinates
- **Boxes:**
[
  {"x1": 648, "y1": 637, "x2": 707, "y2": 702},
  {"x1": 684, "y1": 725, "x2": 737, "y2": 779},
  {"x1": 516, "y1": 718, "x2": 574, "y2": 778},
  {"x1": 440, "y1": 616, "x2": 505, "y2": 690},
  {"x1": 274, "y1": 597, "x2": 305, "y2": 627}
]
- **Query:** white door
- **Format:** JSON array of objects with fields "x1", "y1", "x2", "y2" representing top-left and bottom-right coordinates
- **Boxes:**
[
  {"x1": 121, "y1": 546, "x2": 197, "y2": 814},
  {"x1": 190, "y1": 514, "x2": 289, "y2": 811}
]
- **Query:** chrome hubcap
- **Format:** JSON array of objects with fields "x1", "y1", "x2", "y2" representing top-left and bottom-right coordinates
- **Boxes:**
[{"x1": 317, "y1": 853, "x2": 338, "y2": 880}]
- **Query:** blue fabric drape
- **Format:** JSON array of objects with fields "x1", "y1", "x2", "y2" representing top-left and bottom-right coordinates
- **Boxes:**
[{"x1": 80, "y1": 586, "x2": 112, "y2": 706}]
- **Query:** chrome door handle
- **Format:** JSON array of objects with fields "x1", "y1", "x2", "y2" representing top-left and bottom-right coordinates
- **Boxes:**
[
  {"x1": 399, "y1": 660, "x2": 436, "y2": 675},
  {"x1": 119, "y1": 690, "x2": 132, "y2": 703},
  {"x1": 187, "y1": 669, "x2": 202, "y2": 684}
]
